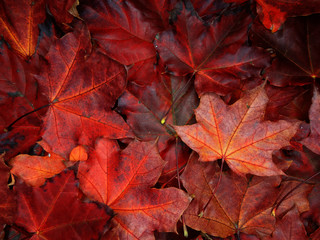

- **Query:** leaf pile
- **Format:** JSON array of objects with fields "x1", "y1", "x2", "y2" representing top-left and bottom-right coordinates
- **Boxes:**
[{"x1": 1, "y1": 0, "x2": 320, "y2": 239}]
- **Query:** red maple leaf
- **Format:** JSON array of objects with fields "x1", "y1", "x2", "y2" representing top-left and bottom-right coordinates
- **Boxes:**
[
  {"x1": 36, "y1": 22, "x2": 132, "y2": 158},
  {"x1": 155, "y1": 1, "x2": 270, "y2": 96},
  {"x1": 14, "y1": 170, "x2": 110, "y2": 240},
  {"x1": 77, "y1": 138, "x2": 190, "y2": 239}
]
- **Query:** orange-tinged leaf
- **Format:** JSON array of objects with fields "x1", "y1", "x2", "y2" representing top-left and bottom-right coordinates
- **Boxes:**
[
  {"x1": 14, "y1": 170, "x2": 110, "y2": 240},
  {"x1": 0, "y1": 0, "x2": 45, "y2": 59},
  {"x1": 10, "y1": 153, "x2": 66, "y2": 187},
  {"x1": 78, "y1": 138, "x2": 190, "y2": 239},
  {"x1": 69, "y1": 145, "x2": 88, "y2": 161},
  {"x1": 175, "y1": 85, "x2": 300, "y2": 176}
]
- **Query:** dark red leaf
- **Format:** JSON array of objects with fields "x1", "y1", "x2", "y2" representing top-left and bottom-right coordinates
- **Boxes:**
[
  {"x1": 14, "y1": 170, "x2": 110, "y2": 240},
  {"x1": 251, "y1": 14, "x2": 320, "y2": 87},
  {"x1": 118, "y1": 72, "x2": 198, "y2": 182},
  {"x1": 78, "y1": 138, "x2": 190, "y2": 239},
  {"x1": 155, "y1": 1, "x2": 270, "y2": 96},
  {"x1": 79, "y1": 0, "x2": 167, "y2": 65}
]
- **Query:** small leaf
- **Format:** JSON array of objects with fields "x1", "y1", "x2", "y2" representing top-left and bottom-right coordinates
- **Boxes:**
[{"x1": 69, "y1": 145, "x2": 88, "y2": 162}]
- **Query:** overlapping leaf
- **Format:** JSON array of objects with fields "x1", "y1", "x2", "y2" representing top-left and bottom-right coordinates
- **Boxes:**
[
  {"x1": 36, "y1": 22, "x2": 132, "y2": 158},
  {"x1": 10, "y1": 150, "x2": 66, "y2": 187},
  {"x1": 79, "y1": 0, "x2": 169, "y2": 65},
  {"x1": 77, "y1": 138, "x2": 190, "y2": 239},
  {"x1": 175, "y1": 85, "x2": 299, "y2": 176},
  {"x1": 155, "y1": 1, "x2": 270, "y2": 96},
  {"x1": 251, "y1": 14, "x2": 320, "y2": 87},
  {"x1": 0, "y1": 0, "x2": 46, "y2": 59},
  {"x1": 182, "y1": 154, "x2": 313, "y2": 239},
  {"x1": 267, "y1": 207, "x2": 307, "y2": 240},
  {"x1": 181, "y1": 154, "x2": 280, "y2": 238},
  {"x1": 118, "y1": 72, "x2": 198, "y2": 181},
  {"x1": 14, "y1": 170, "x2": 110, "y2": 240}
]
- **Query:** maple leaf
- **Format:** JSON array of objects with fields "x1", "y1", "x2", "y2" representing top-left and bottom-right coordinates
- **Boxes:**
[
  {"x1": 0, "y1": 0, "x2": 46, "y2": 59},
  {"x1": 181, "y1": 153, "x2": 281, "y2": 238},
  {"x1": 175, "y1": 85, "x2": 300, "y2": 176},
  {"x1": 155, "y1": 1, "x2": 270, "y2": 96},
  {"x1": 301, "y1": 89, "x2": 320, "y2": 155},
  {"x1": 77, "y1": 138, "x2": 190, "y2": 239},
  {"x1": 78, "y1": 0, "x2": 168, "y2": 65},
  {"x1": 250, "y1": 14, "x2": 320, "y2": 87},
  {"x1": 36, "y1": 22, "x2": 132, "y2": 158},
  {"x1": 0, "y1": 155, "x2": 16, "y2": 225},
  {"x1": 14, "y1": 170, "x2": 110, "y2": 240}
]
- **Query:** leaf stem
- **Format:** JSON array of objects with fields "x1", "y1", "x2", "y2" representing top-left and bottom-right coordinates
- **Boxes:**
[{"x1": 5, "y1": 104, "x2": 50, "y2": 131}]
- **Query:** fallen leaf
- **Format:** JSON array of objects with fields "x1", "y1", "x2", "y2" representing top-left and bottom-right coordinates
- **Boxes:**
[
  {"x1": 175, "y1": 85, "x2": 299, "y2": 176},
  {"x1": 36, "y1": 22, "x2": 132, "y2": 158},
  {"x1": 10, "y1": 152, "x2": 66, "y2": 187},
  {"x1": 181, "y1": 153, "x2": 281, "y2": 238},
  {"x1": 267, "y1": 207, "x2": 308, "y2": 240},
  {"x1": 69, "y1": 145, "x2": 88, "y2": 161},
  {"x1": 78, "y1": 0, "x2": 166, "y2": 65},
  {"x1": 14, "y1": 170, "x2": 110, "y2": 240},
  {"x1": 251, "y1": 14, "x2": 320, "y2": 87},
  {"x1": 0, "y1": 0, "x2": 46, "y2": 59},
  {"x1": 301, "y1": 89, "x2": 320, "y2": 155},
  {"x1": 78, "y1": 138, "x2": 190, "y2": 239},
  {"x1": 155, "y1": 1, "x2": 270, "y2": 96},
  {"x1": 118, "y1": 72, "x2": 197, "y2": 182}
]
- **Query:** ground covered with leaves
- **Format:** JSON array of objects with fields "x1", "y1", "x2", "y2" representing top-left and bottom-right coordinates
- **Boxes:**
[{"x1": 0, "y1": 0, "x2": 320, "y2": 239}]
